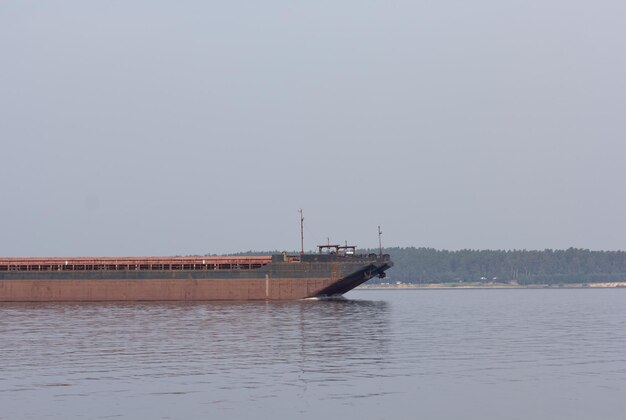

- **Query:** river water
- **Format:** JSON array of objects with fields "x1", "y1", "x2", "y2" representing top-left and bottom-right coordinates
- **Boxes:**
[{"x1": 1, "y1": 289, "x2": 625, "y2": 419}]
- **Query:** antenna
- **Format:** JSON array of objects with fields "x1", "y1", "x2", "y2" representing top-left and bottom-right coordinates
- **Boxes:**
[
  {"x1": 299, "y1": 209, "x2": 304, "y2": 256},
  {"x1": 378, "y1": 225, "x2": 383, "y2": 257}
]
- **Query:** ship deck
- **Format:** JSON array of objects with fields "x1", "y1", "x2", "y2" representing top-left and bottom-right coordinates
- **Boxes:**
[{"x1": 0, "y1": 256, "x2": 273, "y2": 272}]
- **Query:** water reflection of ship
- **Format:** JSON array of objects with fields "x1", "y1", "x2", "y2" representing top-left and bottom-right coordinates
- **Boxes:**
[{"x1": 291, "y1": 299, "x2": 391, "y2": 398}]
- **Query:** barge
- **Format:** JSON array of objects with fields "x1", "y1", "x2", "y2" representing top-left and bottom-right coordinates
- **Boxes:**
[{"x1": 0, "y1": 245, "x2": 392, "y2": 301}]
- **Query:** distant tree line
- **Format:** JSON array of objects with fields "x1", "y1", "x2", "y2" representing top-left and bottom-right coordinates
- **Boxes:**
[
  {"x1": 366, "y1": 247, "x2": 626, "y2": 285},
  {"x1": 225, "y1": 247, "x2": 626, "y2": 285}
]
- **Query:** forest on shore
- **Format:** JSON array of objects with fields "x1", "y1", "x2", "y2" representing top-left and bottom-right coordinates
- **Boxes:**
[
  {"x1": 230, "y1": 247, "x2": 626, "y2": 285},
  {"x1": 366, "y1": 247, "x2": 626, "y2": 285}
]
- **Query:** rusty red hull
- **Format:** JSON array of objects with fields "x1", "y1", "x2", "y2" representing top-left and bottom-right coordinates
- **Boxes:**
[
  {"x1": 0, "y1": 278, "x2": 338, "y2": 301},
  {"x1": 0, "y1": 253, "x2": 393, "y2": 302}
]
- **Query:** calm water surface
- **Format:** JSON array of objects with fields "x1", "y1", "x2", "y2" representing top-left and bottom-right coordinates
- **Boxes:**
[{"x1": 1, "y1": 289, "x2": 625, "y2": 419}]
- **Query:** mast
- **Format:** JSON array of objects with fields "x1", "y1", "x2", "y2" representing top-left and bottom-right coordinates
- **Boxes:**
[
  {"x1": 378, "y1": 225, "x2": 383, "y2": 257},
  {"x1": 299, "y1": 209, "x2": 304, "y2": 256}
]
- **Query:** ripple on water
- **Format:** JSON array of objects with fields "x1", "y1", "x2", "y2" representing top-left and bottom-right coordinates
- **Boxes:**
[{"x1": 1, "y1": 290, "x2": 626, "y2": 420}]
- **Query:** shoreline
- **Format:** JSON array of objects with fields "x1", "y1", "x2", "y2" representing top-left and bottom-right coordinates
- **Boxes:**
[{"x1": 358, "y1": 282, "x2": 626, "y2": 290}]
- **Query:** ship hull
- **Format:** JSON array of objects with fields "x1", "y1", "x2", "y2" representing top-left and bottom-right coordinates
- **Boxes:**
[
  {"x1": 0, "y1": 277, "x2": 336, "y2": 301},
  {"x1": 0, "y1": 254, "x2": 393, "y2": 302}
]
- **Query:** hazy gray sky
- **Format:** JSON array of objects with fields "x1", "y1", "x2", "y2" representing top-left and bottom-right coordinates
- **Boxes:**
[{"x1": 1, "y1": 1, "x2": 625, "y2": 256}]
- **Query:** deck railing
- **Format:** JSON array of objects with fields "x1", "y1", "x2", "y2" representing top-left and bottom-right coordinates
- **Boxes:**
[{"x1": 0, "y1": 256, "x2": 272, "y2": 272}]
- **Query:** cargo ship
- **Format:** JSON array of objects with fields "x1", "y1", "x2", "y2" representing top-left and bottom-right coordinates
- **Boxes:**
[{"x1": 0, "y1": 245, "x2": 392, "y2": 302}]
